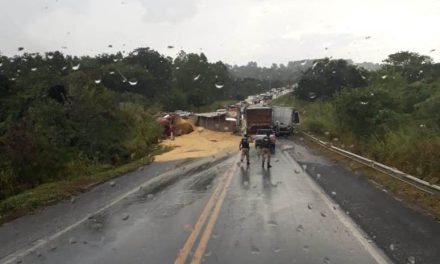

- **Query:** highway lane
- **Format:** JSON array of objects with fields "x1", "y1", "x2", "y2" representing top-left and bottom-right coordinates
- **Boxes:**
[{"x1": 2, "y1": 141, "x2": 393, "y2": 264}]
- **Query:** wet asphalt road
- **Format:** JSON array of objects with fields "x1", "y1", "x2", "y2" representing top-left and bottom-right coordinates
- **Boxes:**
[{"x1": 1, "y1": 139, "x2": 438, "y2": 263}]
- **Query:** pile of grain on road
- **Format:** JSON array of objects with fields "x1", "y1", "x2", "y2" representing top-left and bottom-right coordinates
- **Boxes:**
[
  {"x1": 174, "y1": 118, "x2": 194, "y2": 136},
  {"x1": 155, "y1": 128, "x2": 240, "y2": 162}
]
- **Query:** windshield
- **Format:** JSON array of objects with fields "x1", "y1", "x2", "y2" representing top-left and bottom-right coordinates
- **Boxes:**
[{"x1": 1, "y1": 1, "x2": 439, "y2": 264}]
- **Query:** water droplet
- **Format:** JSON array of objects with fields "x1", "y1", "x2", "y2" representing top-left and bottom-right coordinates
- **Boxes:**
[
  {"x1": 61, "y1": 46, "x2": 67, "y2": 49},
  {"x1": 31, "y1": 67, "x2": 37, "y2": 72},
  {"x1": 212, "y1": 232, "x2": 220, "y2": 239},
  {"x1": 128, "y1": 79, "x2": 138, "y2": 86},
  {"x1": 407, "y1": 256, "x2": 415, "y2": 264},
  {"x1": 204, "y1": 251, "x2": 212, "y2": 257},
  {"x1": 365, "y1": 36, "x2": 371, "y2": 39},
  {"x1": 274, "y1": 248, "x2": 281, "y2": 253},
  {"x1": 302, "y1": 164, "x2": 307, "y2": 170},
  {"x1": 72, "y1": 63, "x2": 80, "y2": 71},
  {"x1": 47, "y1": 54, "x2": 54, "y2": 59},
  {"x1": 296, "y1": 224, "x2": 304, "y2": 232},
  {"x1": 303, "y1": 245, "x2": 310, "y2": 252},
  {"x1": 312, "y1": 62, "x2": 318, "y2": 69},
  {"x1": 331, "y1": 191, "x2": 337, "y2": 196},
  {"x1": 109, "y1": 70, "x2": 115, "y2": 75},
  {"x1": 324, "y1": 131, "x2": 330, "y2": 135},
  {"x1": 323, "y1": 256, "x2": 331, "y2": 264},
  {"x1": 0, "y1": 62, "x2": 2, "y2": 67},
  {"x1": 419, "y1": 124, "x2": 426, "y2": 128},
  {"x1": 193, "y1": 74, "x2": 200, "y2": 81},
  {"x1": 361, "y1": 75, "x2": 366, "y2": 80},
  {"x1": 108, "y1": 44, "x2": 113, "y2": 48},
  {"x1": 109, "y1": 181, "x2": 116, "y2": 187},
  {"x1": 308, "y1": 92, "x2": 317, "y2": 100},
  {"x1": 70, "y1": 197, "x2": 76, "y2": 203},
  {"x1": 215, "y1": 83, "x2": 224, "y2": 89},
  {"x1": 360, "y1": 101, "x2": 369, "y2": 105},
  {"x1": 381, "y1": 75, "x2": 387, "y2": 79},
  {"x1": 69, "y1": 237, "x2": 77, "y2": 244},
  {"x1": 18, "y1": 47, "x2": 24, "y2": 51},
  {"x1": 316, "y1": 173, "x2": 321, "y2": 179},
  {"x1": 267, "y1": 220, "x2": 278, "y2": 227},
  {"x1": 320, "y1": 212, "x2": 327, "y2": 217},
  {"x1": 167, "y1": 45, "x2": 174, "y2": 49},
  {"x1": 389, "y1": 244, "x2": 395, "y2": 251},
  {"x1": 243, "y1": 181, "x2": 249, "y2": 186},
  {"x1": 419, "y1": 70, "x2": 423, "y2": 74},
  {"x1": 251, "y1": 245, "x2": 260, "y2": 254},
  {"x1": 307, "y1": 204, "x2": 312, "y2": 210},
  {"x1": 122, "y1": 213, "x2": 130, "y2": 221},
  {"x1": 147, "y1": 193, "x2": 154, "y2": 199},
  {"x1": 94, "y1": 79, "x2": 101, "y2": 84},
  {"x1": 430, "y1": 49, "x2": 436, "y2": 52}
]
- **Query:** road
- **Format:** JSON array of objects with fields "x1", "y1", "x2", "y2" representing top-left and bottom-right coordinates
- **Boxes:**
[{"x1": 1, "y1": 139, "x2": 439, "y2": 264}]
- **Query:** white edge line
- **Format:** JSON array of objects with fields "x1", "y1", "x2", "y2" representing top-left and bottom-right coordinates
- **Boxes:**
[{"x1": 282, "y1": 149, "x2": 393, "y2": 264}]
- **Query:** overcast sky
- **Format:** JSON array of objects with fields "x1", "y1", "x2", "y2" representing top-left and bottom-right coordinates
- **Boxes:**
[{"x1": 1, "y1": 0, "x2": 440, "y2": 66}]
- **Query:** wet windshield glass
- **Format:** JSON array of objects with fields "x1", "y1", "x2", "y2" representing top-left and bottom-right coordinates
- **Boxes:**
[{"x1": 1, "y1": 1, "x2": 440, "y2": 264}]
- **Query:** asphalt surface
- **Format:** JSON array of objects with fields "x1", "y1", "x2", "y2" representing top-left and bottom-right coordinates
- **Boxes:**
[
  {"x1": 289, "y1": 138, "x2": 440, "y2": 264},
  {"x1": 1, "y1": 139, "x2": 438, "y2": 263}
]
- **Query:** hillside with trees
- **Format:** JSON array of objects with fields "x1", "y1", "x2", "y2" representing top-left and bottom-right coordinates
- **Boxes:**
[{"x1": 276, "y1": 51, "x2": 440, "y2": 184}]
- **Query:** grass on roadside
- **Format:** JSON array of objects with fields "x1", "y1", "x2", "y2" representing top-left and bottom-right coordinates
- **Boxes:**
[
  {"x1": 300, "y1": 136, "x2": 440, "y2": 220},
  {"x1": 0, "y1": 145, "x2": 173, "y2": 224}
]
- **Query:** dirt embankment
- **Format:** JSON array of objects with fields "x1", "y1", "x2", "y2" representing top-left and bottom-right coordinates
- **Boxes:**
[{"x1": 155, "y1": 128, "x2": 241, "y2": 162}]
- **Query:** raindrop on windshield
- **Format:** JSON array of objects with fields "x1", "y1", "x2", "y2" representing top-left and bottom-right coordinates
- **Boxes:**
[
  {"x1": 308, "y1": 92, "x2": 317, "y2": 100},
  {"x1": 72, "y1": 63, "x2": 80, "y2": 71},
  {"x1": 0, "y1": 62, "x2": 2, "y2": 67},
  {"x1": 361, "y1": 75, "x2": 366, "y2": 80},
  {"x1": 204, "y1": 251, "x2": 212, "y2": 257},
  {"x1": 430, "y1": 49, "x2": 436, "y2": 52},
  {"x1": 320, "y1": 212, "x2": 327, "y2": 217},
  {"x1": 312, "y1": 62, "x2": 318, "y2": 69},
  {"x1": 108, "y1": 44, "x2": 113, "y2": 48},
  {"x1": 302, "y1": 164, "x2": 307, "y2": 170},
  {"x1": 47, "y1": 54, "x2": 54, "y2": 59},
  {"x1": 303, "y1": 245, "x2": 310, "y2": 252},
  {"x1": 407, "y1": 256, "x2": 416, "y2": 264},
  {"x1": 251, "y1": 245, "x2": 261, "y2": 254},
  {"x1": 31, "y1": 67, "x2": 37, "y2": 72},
  {"x1": 323, "y1": 257, "x2": 331, "y2": 264},
  {"x1": 360, "y1": 101, "x2": 368, "y2": 105},
  {"x1": 267, "y1": 220, "x2": 278, "y2": 227},
  {"x1": 365, "y1": 36, "x2": 371, "y2": 39},
  {"x1": 274, "y1": 248, "x2": 281, "y2": 253},
  {"x1": 331, "y1": 191, "x2": 337, "y2": 196},
  {"x1": 419, "y1": 70, "x2": 424, "y2": 74},
  {"x1": 122, "y1": 213, "x2": 130, "y2": 221},
  {"x1": 419, "y1": 124, "x2": 426, "y2": 128},
  {"x1": 94, "y1": 79, "x2": 101, "y2": 84},
  {"x1": 18, "y1": 47, "x2": 24, "y2": 51},
  {"x1": 109, "y1": 181, "x2": 116, "y2": 187},
  {"x1": 61, "y1": 46, "x2": 67, "y2": 49},
  {"x1": 389, "y1": 244, "x2": 395, "y2": 251},
  {"x1": 300, "y1": 61, "x2": 307, "y2": 66},
  {"x1": 128, "y1": 79, "x2": 138, "y2": 86},
  {"x1": 294, "y1": 169, "x2": 300, "y2": 174},
  {"x1": 69, "y1": 237, "x2": 77, "y2": 244},
  {"x1": 167, "y1": 45, "x2": 174, "y2": 49},
  {"x1": 307, "y1": 204, "x2": 312, "y2": 210},
  {"x1": 193, "y1": 74, "x2": 200, "y2": 81},
  {"x1": 381, "y1": 75, "x2": 388, "y2": 79},
  {"x1": 113, "y1": 58, "x2": 119, "y2": 62},
  {"x1": 296, "y1": 224, "x2": 304, "y2": 232},
  {"x1": 109, "y1": 70, "x2": 116, "y2": 75},
  {"x1": 215, "y1": 83, "x2": 224, "y2": 89}
]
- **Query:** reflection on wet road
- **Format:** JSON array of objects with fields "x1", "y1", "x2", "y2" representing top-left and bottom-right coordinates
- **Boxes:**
[{"x1": 3, "y1": 141, "x2": 392, "y2": 264}]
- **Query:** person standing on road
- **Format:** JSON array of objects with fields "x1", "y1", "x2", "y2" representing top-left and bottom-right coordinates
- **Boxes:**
[
  {"x1": 261, "y1": 131, "x2": 272, "y2": 168},
  {"x1": 239, "y1": 134, "x2": 251, "y2": 165}
]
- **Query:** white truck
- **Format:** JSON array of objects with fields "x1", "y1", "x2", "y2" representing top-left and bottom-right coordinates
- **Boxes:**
[{"x1": 272, "y1": 106, "x2": 300, "y2": 137}]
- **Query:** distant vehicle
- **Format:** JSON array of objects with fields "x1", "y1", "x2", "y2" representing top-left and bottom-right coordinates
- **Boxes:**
[
  {"x1": 272, "y1": 106, "x2": 300, "y2": 136},
  {"x1": 245, "y1": 106, "x2": 272, "y2": 134},
  {"x1": 175, "y1": 110, "x2": 192, "y2": 118},
  {"x1": 253, "y1": 128, "x2": 276, "y2": 153}
]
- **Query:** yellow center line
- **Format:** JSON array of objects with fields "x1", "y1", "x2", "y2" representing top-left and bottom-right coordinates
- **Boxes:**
[
  {"x1": 190, "y1": 158, "x2": 239, "y2": 264},
  {"x1": 174, "y1": 158, "x2": 236, "y2": 264}
]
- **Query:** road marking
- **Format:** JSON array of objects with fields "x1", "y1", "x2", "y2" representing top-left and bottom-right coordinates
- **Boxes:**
[
  {"x1": 190, "y1": 160, "x2": 238, "y2": 264},
  {"x1": 174, "y1": 165, "x2": 230, "y2": 264},
  {"x1": 281, "y1": 148, "x2": 393, "y2": 264},
  {"x1": 1, "y1": 156, "x2": 231, "y2": 264}
]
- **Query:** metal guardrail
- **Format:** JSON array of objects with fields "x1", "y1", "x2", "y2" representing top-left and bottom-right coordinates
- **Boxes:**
[{"x1": 302, "y1": 132, "x2": 440, "y2": 196}]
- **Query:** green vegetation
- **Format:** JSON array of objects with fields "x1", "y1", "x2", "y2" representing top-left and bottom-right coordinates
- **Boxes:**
[
  {"x1": 0, "y1": 48, "x2": 269, "y2": 216},
  {"x1": 275, "y1": 51, "x2": 440, "y2": 184}
]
